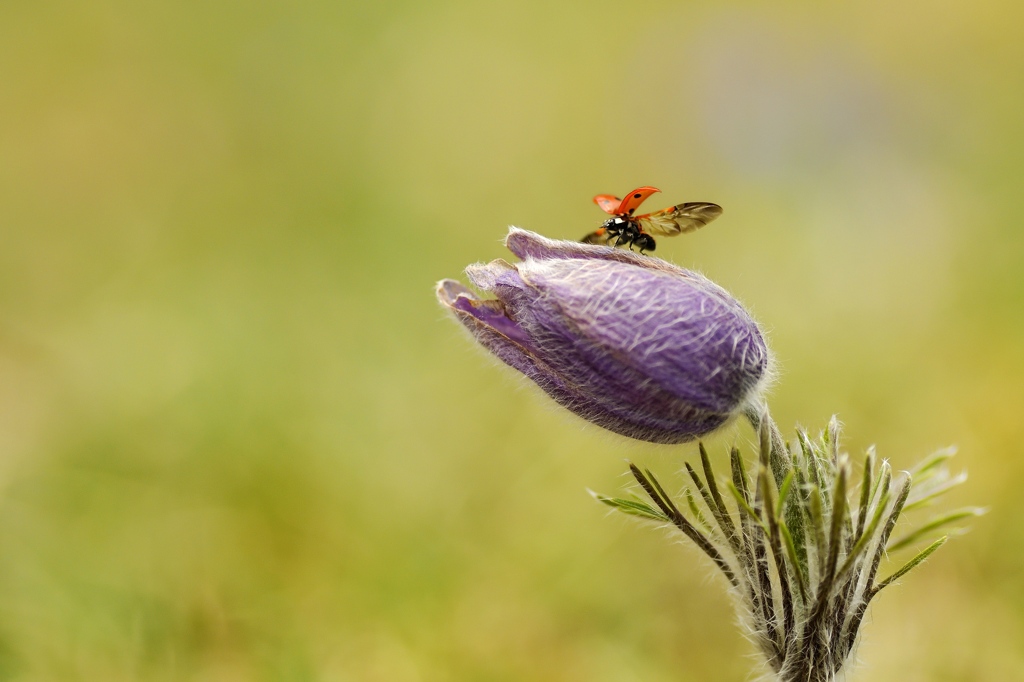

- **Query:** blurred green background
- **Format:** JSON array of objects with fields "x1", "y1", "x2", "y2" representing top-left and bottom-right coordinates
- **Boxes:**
[{"x1": 1, "y1": 1, "x2": 1022, "y2": 680}]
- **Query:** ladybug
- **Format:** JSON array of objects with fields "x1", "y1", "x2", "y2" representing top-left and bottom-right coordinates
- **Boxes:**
[{"x1": 582, "y1": 186, "x2": 722, "y2": 253}]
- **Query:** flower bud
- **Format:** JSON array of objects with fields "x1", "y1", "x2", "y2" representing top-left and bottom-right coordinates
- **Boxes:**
[{"x1": 436, "y1": 228, "x2": 770, "y2": 444}]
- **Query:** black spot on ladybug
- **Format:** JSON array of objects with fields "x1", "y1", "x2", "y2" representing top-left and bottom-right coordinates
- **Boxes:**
[
  {"x1": 633, "y1": 193, "x2": 642, "y2": 199},
  {"x1": 628, "y1": 208, "x2": 635, "y2": 215}
]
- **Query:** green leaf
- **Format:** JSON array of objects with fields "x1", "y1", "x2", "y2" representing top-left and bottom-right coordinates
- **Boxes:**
[
  {"x1": 873, "y1": 537, "x2": 948, "y2": 595},
  {"x1": 908, "y1": 447, "x2": 957, "y2": 480},
  {"x1": 855, "y1": 447, "x2": 876, "y2": 537},
  {"x1": 819, "y1": 464, "x2": 848, "y2": 587},
  {"x1": 834, "y1": 475, "x2": 892, "y2": 584},
  {"x1": 684, "y1": 487, "x2": 716, "y2": 536},
  {"x1": 593, "y1": 493, "x2": 671, "y2": 522},
  {"x1": 904, "y1": 470, "x2": 968, "y2": 512},
  {"x1": 807, "y1": 485, "x2": 827, "y2": 571},
  {"x1": 726, "y1": 481, "x2": 769, "y2": 535},
  {"x1": 643, "y1": 468, "x2": 689, "y2": 524},
  {"x1": 775, "y1": 471, "x2": 794, "y2": 522},
  {"x1": 779, "y1": 520, "x2": 808, "y2": 603},
  {"x1": 698, "y1": 443, "x2": 739, "y2": 544},
  {"x1": 886, "y1": 507, "x2": 986, "y2": 552},
  {"x1": 825, "y1": 415, "x2": 841, "y2": 465}
]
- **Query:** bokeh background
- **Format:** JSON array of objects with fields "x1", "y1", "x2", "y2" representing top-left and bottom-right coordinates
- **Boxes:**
[{"x1": 1, "y1": 1, "x2": 1022, "y2": 680}]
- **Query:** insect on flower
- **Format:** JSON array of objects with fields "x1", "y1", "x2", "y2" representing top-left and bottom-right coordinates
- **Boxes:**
[{"x1": 581, "y1": 186, "x2": 723, "y2": 253}]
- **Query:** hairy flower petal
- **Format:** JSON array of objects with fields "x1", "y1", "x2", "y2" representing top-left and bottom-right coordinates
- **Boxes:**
[{"x1": 437, "y1": 228, "x2": 770, "y2": 443}]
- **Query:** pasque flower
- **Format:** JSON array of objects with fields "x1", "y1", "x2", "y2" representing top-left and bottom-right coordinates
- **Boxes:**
[
  {"x1": 436, "y1": 228, "x2": 769, "y2": 443},
  {"x1": 434, "y1": 225, "x2": 974, "y2": 675},
  {"x1": 438, "y1": 227, "x2": 977, "y2": 682}
]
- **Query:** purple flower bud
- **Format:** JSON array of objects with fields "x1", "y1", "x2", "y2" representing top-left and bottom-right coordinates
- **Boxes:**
[{"x1": 436, "y1": 228, "x2": 770, "y2": 444}]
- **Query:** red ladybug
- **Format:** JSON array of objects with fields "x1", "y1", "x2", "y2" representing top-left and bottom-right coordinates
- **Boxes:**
[{"x1": 582, "y1": 186, "x2": 722, "y2": 253}]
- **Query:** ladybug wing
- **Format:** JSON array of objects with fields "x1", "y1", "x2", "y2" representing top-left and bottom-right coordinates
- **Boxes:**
[
  {"x1": 615, "y1": 186, "x2": 660, "y2": 215},
  {"x1": 636, "y1": 202, "x2": 722, "y2": 236},
  {"x1": 581, "y1": 227, "x2": 613, "y2": 244},
  {"x1": 593, "y1": 195, "x2": 622, "y2": 214}
]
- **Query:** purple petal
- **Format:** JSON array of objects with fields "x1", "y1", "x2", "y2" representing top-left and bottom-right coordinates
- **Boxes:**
[
  {"x1": 438, "y1": 229, "x2": 770, "y2": 444},
  {"x1": 518, "y1": 258, "x2": 767, "y2": 414},
  {"x1": 436, "y1": 279, "x2": 532, "y2": 347}
]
